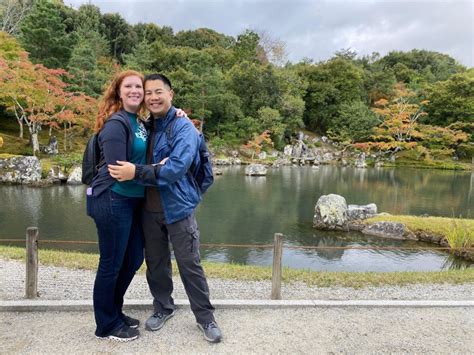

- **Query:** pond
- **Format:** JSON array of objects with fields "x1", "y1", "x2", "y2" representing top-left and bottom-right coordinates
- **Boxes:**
[{"x1": 0, "y1": 166, "x2": 472, "y2": 272}]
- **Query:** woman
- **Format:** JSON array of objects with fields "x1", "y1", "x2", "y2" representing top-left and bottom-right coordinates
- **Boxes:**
[{"x1": 86, "y1": 70, "x2": 148, "y2": 342}]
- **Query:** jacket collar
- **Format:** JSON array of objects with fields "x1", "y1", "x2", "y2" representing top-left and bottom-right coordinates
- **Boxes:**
[{"x1": 154, "y1": 106, "x2": 177, "y2": 131}]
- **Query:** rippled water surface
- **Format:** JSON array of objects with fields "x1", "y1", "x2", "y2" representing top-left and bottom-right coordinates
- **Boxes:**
[{"x1": 1, "y1": 166, "x2": 472, "y2": 271}]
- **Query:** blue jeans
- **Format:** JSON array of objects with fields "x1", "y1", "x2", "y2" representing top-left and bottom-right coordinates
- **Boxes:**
[{"x1": 87, "y1": 189, "x2": 144, "y2": 337}]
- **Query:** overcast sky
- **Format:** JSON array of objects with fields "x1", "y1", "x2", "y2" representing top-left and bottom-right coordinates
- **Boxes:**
[{"x1": 65, "y1": 0, "x2": 473, "y2": 67}]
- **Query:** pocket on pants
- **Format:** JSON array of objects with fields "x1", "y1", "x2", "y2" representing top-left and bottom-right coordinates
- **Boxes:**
[
  {"x1": 186, "y1": 226, "x2": 200, "y2": 254},
  {"x1": 171, "y1": 225, "x2": 200, "y2": 261}
]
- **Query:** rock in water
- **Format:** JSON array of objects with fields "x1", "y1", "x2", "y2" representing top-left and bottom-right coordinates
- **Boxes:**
[
  {"x1": 245, "y1": 164, "x2": 267, "y2": 176},
  {"x1": 362, "y1": 222, "x2": 416, "y2": 240},
  {"x1": 313, "y1": 194, "x2": 348, "y2": 230},
  {"x1": 347, "y1": 203, "x2": 377, "y2": 220}
]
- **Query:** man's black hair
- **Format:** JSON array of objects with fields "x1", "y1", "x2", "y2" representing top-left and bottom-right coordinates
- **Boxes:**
[{"x1": 144, "y1": 73, "x2": 172, "y2": 90}]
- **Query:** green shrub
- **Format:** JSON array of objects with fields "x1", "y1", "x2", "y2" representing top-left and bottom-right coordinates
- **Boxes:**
[{"x1": 52, "y1": 153, "x2": 82, "y2": 174}]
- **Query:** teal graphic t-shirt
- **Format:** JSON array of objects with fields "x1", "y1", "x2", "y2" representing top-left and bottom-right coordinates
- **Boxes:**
[{"x1": 111, "y1": 112, "x2": 147, "y2": 197}]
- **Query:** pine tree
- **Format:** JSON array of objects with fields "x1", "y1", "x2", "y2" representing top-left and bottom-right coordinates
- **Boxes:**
[
  {"x1": 19, "y1": 0, "x2": 72, "y2": 68},
  {"x1": 67, "y1": 38, "x2": 102, "y2": 97},
  {"x1": 123, "y1": 40, "x2": 154, "y2": 72}
]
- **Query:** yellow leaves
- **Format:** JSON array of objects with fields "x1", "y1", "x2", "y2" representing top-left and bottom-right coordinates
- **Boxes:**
[{"x1": 243, "y1": 130, "x2": 274, "y2": 156}]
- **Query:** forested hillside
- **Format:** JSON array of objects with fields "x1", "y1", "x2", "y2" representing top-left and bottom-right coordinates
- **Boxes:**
[{"x1": 0, "y1": 0, "x2": 472, "y2": 162}]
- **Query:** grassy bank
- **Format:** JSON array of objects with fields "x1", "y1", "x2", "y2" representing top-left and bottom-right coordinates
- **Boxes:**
[
  {"x1": 1, "y1": 245, "x2": 473, "y2": 288},
  {"x1": 365, "y1": 215, "x2": 474, "y2": 250},
  {"x1": 381, "y1": 159, "x2": 472, "y2": 170}
]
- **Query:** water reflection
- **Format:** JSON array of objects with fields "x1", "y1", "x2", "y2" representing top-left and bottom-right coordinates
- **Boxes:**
[{"x1": 0, "y1": 166, "x2": 472, "y2": 271}]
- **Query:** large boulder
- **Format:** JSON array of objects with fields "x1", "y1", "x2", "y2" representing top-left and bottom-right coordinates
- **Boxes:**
[
  {"x1": 40, "y1": 136, "x2": 59, "y2": 155},
  {"x1": 362, "y1": 222, "x2": 416, "y2": 240},
  {"x1": 313, "y1": 194, "x2": 348, "y2": 230},
  {"x1": 347, "y1": 203, "x2": 377, "y2": 220},
  {"x1": 355, "y1": 152, "x2": 367, "y2": 168},
  {"x1": 292, "y1": 143, "x2": 303, "y2": 158},
  {"x1": 67, "y1": 166, "x2": 82, "y2": 185},
  {"x1": 0, "y1": 156, "x2": 41, "y2": 184},
  {"x1": 283, "y1": 145, "x2": 293, "y2": 156},
  {"x1": 321, "y1": 152, "x2": 334, "y2": 163},
  {"x1": 213, "y1": 158, "x2": 232, "y2": 166},
  {"x1": 314, "y1": 194, "x2": 379, "y2": 230},
  {"x1": 245, "y1": 164, "x2": 267, "y2": 176},
  {"x1": 46, "y1": 166, "x2": 68, "y2": 183}
]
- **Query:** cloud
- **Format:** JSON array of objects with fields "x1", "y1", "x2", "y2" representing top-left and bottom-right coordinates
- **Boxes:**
[{"x1": 65, "y1": 0, "x2": 473, "y2": 66}]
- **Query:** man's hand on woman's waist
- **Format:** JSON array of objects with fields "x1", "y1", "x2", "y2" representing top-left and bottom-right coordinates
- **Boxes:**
[{"x1": 108, "y1": 157, "x2": 169, "y2": 182}]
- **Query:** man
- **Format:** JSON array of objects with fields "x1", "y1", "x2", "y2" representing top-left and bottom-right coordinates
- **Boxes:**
[{"x1": 108, "y1": 74, "x2": 221, "y2": 343}]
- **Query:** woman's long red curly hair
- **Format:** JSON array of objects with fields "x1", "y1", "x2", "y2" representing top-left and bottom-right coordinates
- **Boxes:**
[{"x1": 94, "y1": 70, "x2": 146, "y2": 132}]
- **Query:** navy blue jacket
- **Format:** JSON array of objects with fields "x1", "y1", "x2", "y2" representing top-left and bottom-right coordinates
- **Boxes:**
[
  {"x1": 134, "y1": 106, "x2": 201, "y2": 224},
  {"x1": 90, "y1": 110, "x2": 134, "y2": 197}
]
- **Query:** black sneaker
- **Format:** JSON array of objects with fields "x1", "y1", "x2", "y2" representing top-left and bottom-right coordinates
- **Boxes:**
[
  {"x1": 122, "y1": 314, "x2": 140, "y2": 329},
  {"x1": 197, "y1": 321, "x2": 222, "y2": 343},
  {"x1": 96, "y1": 325, "x2": 139, "y2": 342},
  {"x1": 145, "y1": 310, "x2": 175, "y2": 331}
]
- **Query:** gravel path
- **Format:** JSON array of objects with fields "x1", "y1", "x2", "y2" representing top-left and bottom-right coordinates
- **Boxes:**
[
  {"x1": 1, "y1": 308, "x2": 473, "y2": 353},
  {"x1": 1, "y1": 258, "x2": 473, "y2": 301},
  {"x1": 1, "y1": 258, "x2": 473, "y2": 353}
]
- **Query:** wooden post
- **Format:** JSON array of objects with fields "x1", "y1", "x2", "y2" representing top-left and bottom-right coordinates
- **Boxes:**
[
  {"x1": 25, "y1": 227, "x2": 39, "y2": 299},
  {"x1": 271, "y1": 233, "x2": 283, "y2": 300}
]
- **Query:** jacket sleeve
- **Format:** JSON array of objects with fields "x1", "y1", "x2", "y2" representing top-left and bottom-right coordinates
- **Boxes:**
[
  {"x1": 134, "y1": 119, "x2": 198, "y2": 186},
  {"x1": 99, "y1": 120, "x2": 128, "y2": 166}
]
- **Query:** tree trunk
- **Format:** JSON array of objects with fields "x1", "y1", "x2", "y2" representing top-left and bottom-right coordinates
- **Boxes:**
[
  {"x1": 63, "y1": 122, "x2": 67, "y2": 152},
  {"x1": 18, "y1": 120, "x2": 24, "y2": 139},
  {"x1": 30, "y1": 132, "x2": 40, "y2": 155},
  {"x1": 28, "y1": 122, "x2": 41, "y2": 155},
  {"x1": 68, "y1": 121, "x2": 73, "y2": 151},
  {"x1": 13, "y1": 106, "x2": 24, "y2": 138}
]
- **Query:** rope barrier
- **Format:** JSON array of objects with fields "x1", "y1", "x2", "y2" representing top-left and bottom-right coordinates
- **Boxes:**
[{"x1": 1, "y1": 238, "x2": 470, "y2": 251}]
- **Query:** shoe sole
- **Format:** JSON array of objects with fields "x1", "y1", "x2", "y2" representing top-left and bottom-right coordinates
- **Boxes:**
[
  {"x1": 145, "y1": 311, "x2": 175, "y2": 331},
  {"x1": 96, "y1": 334, "x2": 139, "y2": 342},
  {"x1": 196, "y1": 324, "x2": 222, "y2": 343}
]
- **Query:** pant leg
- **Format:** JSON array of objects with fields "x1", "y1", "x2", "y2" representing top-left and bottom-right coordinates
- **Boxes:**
[
  {"x1": 88, "y1": 190, "x2": 137, "y2": 337},
  {"x1": 115, "y1": 202, "x2": 145, "y2": 316},
  {"x1": 142, "y1": 210, "x2": 175, "y2": 314},
  {"x1": 168, "y1": 211, "x2": 215, "y2": 324}
]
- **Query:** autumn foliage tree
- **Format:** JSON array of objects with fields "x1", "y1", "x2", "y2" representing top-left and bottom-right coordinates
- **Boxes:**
[
  {"x1": 243, "y1": 130, "x2": 273, "y2": 160},
  {"x1": 371, "y1": 83, "x2": 428, "y2": 145},
  {"x1": 353, "y1": 83, "x2": 469, "y2": 158},
  {"x1": 54, "y1": 92, "x2": 97, "y2": 151},
  {"x1": 0, "y1": 32, "x2": 96, "y2": 154}
]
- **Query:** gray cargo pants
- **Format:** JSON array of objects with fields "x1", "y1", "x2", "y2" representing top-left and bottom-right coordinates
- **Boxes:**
[{"x1": 142, "y1": 209, "x2": 215, "y2": 324}]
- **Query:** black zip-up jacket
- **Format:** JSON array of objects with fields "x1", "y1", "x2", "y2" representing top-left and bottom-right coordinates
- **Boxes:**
[{"x1": 90, "y1": 110, "x2": 135, "y2": 197}]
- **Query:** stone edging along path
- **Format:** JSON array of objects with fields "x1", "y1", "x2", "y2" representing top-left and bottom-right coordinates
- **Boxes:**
[{"x1": 2, "y1": 299, "x2": 474, "y2": 312}]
